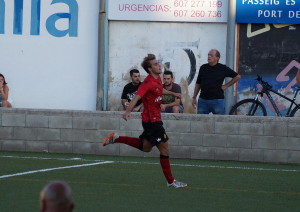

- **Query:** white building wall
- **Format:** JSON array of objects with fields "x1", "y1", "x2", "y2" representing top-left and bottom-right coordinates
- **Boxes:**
[
  {"x1": 0, "y1": 0, "x2": 99, "y2": 110},
  {"x1": 108, "y1": 21, "x2": 227, "y2": 112}
]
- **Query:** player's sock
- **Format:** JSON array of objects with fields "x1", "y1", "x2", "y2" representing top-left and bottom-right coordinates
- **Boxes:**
[
  {"x1": 115, "y1": 136, "x2": 143, "y2": 150},
  {"x1": 160, "y1": 155, "x2": 175, "y2": 184}
]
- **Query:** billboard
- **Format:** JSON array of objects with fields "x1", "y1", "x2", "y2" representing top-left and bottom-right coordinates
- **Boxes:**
[
  {"x1": 236, "y1": 0, "x2": 300, "y2": 24},
  {"x1": 108, "y1": 0, "x2": 228, "y2": 23},
  {"x1": 0, "y1": 0, "x2": 100, "y2": 110}
]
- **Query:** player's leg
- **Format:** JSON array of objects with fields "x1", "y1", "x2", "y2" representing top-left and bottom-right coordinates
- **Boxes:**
[
  {"x1": 103, "y1": 121, "x2": 154, "y2": 152},
  {"x1": 156, "y1": 141, "x2": 173, "y2": 183},
  {"x1": 102, "y1": 133, "x2": 143, "y2": 150},
  {"x1": 150, "y1": 122, "x2": 187, "y2": 188},
  {"x1": 157, "y1": 141, "x2": 187, "y2": 188}
]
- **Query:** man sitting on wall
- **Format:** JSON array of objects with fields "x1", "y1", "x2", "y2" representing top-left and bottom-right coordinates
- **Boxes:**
[
  {"x1": 120, "y1": 69, "x2": 143, "y2": 112},
  {"x1": 161, "y1": 70, "x2": 184, "y2": 113}
]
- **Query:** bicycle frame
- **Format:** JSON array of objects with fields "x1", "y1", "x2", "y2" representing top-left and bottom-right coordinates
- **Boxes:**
[{"x1": 258, "y1": 85, "x2": 300, "y2": 117}]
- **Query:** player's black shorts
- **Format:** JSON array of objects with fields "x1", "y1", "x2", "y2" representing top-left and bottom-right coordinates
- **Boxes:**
[{"x1": 139, "y1": 121, "x2": 169, "y2": 145}]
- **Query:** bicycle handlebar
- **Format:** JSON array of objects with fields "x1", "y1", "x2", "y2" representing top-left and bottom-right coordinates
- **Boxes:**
[{"x1": 256, "y1": 75, "x2": 272, "y2": 89}]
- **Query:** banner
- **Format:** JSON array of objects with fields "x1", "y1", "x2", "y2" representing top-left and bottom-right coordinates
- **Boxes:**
[
  {"x1": 0, "y1": 0, "x2": 99, "y2": 110},
  {"x1": 236, "y1": 0, "x2": 300, "y2": 24},
  {"x1": 108, "y1": 0, "x2": 228, "y2": 23}
]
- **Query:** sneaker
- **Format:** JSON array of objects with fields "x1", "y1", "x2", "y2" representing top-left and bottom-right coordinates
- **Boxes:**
[
  {"x1": 167, "y1": 180, "x2": 187, "y2": 188},
  {"x1": 102, "y1": 132, "x2": 117, "y2": 146}
]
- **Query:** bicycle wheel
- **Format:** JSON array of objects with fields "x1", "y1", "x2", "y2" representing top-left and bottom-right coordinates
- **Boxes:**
[
  {"x1": 290, "y1": 104, "x2": 300, "y2": 117},
  {"x1": 229, "y1": 99, "x2": 267, "y2": 116}
]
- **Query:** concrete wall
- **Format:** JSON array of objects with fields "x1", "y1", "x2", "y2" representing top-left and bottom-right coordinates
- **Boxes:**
[
  {"x1": 107, "y1": 21, "x2": 228, "y2": 113},
  {"x1": 0, "y1": 108, "x2": 300, "y2": 164}
]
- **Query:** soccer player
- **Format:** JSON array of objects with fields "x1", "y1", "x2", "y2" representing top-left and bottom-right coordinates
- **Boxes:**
[{"x1": 103, "y1": 54, "x2": 187, "y2": 188}]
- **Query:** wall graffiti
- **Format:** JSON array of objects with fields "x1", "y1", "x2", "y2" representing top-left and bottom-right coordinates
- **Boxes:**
[{"x1": 238, "y1": 23, "x2": 300, "y2": 116}]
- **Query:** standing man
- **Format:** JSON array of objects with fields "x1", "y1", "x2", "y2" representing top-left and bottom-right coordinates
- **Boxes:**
[
  {"x1": 192, "y1": 49, "x2": 241, "y2": 114},
  {"x1": 120, "y1": 69, "x2": 143, "y2": 112},
  {"x1": 103, "y1": 54, "x2": 187, "y2": 188},
  {"x1": 161, "y1": 70, "x2": 184, "y2": 113},
  {"x1": 39, "y1": 181, "x2": 74, "y2": 212}
]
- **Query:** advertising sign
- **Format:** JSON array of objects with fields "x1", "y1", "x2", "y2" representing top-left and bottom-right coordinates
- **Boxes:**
[
  {"x1": 236, "y1": 0, "x2": 300, "y2": 24},
  {"x1": 0, "y1": 0, "x2": 99, "y2": 110},
  {"x1": 108, "y1": 0, "x2": 228, "y2": 23}
]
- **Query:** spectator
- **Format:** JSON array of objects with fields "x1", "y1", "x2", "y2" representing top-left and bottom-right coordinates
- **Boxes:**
[
  {"x1": 161, "y1": 70, "x2": 184, "y2": 113},
  {"x1": 120, "y1": 69, "x2": 143, "y2": 112},
  {"x1": 39, "y1": 181, "x2": 74, "y2": 212},
  {"x1": 0, "y1": 73, "x2": 12, "y2": 108},
  {"x1": 192, "y1": 49, "x2": 241, "y2": 114}
]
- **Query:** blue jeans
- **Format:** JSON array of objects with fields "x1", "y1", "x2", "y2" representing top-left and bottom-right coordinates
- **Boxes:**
[{"x1": 197, "y1": 98, "x2": 225, "y2": 115}]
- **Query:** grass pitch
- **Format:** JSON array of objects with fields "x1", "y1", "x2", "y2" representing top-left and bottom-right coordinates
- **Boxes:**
[{"x1": 1, "y1": 151, "x2": 300, "y2": 212}]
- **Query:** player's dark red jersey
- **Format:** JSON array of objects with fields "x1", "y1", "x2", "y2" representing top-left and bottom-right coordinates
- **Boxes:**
[{"x1": 136, "y1": 75, "x2": 162, "y2": 122}]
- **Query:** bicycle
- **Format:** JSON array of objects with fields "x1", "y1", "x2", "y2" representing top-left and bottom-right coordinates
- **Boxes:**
[{"x1": 229, "y1": 75, "x2": 300, "y2": 117}]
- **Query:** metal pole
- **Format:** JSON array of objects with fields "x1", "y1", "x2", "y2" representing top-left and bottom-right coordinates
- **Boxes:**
[
  {"x1": 96, "y1": 0, "x2": 109, "y2": 110},
  {"x1": 225, "y1": 0, "x2": 236, "y2": 114}
]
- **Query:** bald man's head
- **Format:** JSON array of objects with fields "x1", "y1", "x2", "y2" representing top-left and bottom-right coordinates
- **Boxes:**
[{"x1": 40, "y1": 181, "x2": 74, "y2": 212}]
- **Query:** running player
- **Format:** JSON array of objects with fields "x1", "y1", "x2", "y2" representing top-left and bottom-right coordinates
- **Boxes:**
[{"x1": 103, "y1": 54, "x2": 187, "y2": 188}]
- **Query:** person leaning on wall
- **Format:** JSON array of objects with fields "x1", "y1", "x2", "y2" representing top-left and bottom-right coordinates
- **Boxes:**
[
  {"x1": 191, "y1": 49, "x2": 241, "y2": 115},
  {"x1": 39, "y1": 181, "x2": 75, "y2": 212},
  {"x1": 0, "y1": 73, "x2": 12, "y2": 108}
]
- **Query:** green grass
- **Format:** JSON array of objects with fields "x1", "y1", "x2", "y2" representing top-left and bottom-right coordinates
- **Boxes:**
[{"x1": 1, "y1": 151, "x2": 300, "y2": 212}]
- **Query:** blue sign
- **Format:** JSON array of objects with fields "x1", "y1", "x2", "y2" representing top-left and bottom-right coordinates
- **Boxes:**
[
  {"x1": 236, "y1": 0, "x2": 300, "y2": 24},
  {"x1": 0, "y1": 0, "x2": 78, "y2": 37}
]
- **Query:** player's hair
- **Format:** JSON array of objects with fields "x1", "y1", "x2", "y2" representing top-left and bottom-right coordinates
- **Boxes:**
[
  {"x1": 141, "y1": 54, "x2": 156, "y2": 74},
  {"x1": 163, "y1": 70, "x2": 173, "y2": 78},
  {"x1": 129, "y1": 69, "x2": 139, "y2": 77}
]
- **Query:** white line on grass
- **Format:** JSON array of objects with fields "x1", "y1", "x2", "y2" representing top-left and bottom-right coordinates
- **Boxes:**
[
  {"x1": 1, "y1": 155, "x2": 300, "y2": 173},
  {"x1": 0, "y1": 155, "x2": 104, "y2": 162},
  {"x1": 0, "y1": 161, "x2": 114, "y2": 179},
  {"x1": 118, "y1": 161, "x2": 300, "y2": 173}
]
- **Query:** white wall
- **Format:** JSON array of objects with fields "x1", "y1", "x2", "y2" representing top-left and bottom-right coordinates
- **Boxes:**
[
  {"x1": 108, "y1": 21, "x2": 227, "y2": 112},
  {"x1": 0, "y1": 0, "x2": 100, "y2": 110}
]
